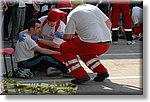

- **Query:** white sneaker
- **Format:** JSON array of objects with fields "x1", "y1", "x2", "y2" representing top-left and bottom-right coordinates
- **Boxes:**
[
  {"x1": 47, "y1": 67, "x2": 61, "y2": 77},
  {"x1": 126, "y1": 41, "x2": 135, "y2": 45},
  {"x1": 113, "y1": 41, "x2": 118, "y2": 45}
]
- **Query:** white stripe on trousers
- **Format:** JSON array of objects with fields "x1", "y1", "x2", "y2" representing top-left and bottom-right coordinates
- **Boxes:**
[
  {"x1": 66, "y1": 58, "x2": 78, "y2": 66},
  {"x1": 68, "y1": 63, "x2": 81, "y2": 73}
]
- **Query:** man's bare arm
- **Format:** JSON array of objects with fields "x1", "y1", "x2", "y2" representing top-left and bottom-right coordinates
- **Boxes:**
[
  {"x1": 105, "y1": 19, "x2": 112, "y2": 30},
  {"x1": 39, "y1": 39, "x2": 59, "y2": 48},
  {"x1": 32, "y1": 46, "x2": 60, "y2": 55}
]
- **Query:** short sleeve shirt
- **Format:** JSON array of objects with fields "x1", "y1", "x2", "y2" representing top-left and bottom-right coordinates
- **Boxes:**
[
  {"x1": 15, "y1": 33, "x2": 38, "y2": 62},
  {"x1": 65, "y1": 4, "x2": 112, "y2": 43}
]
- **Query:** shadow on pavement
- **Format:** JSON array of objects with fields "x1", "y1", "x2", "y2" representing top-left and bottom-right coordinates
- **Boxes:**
[{"x1": 77, "y1": 79, "x2": 142, "y2": 95}]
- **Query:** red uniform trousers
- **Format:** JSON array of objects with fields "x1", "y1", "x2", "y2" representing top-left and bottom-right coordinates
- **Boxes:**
[
  {"x1": 133, "y1": 23, "x2": 143, "y2": 36},
  {"x1": 36, "y1": 41, "x2": 64, "y2": 62},
  {"x1": 60, "y1": 38, "x2": 111, "y2": 79},
  {"x1": 111, "y1": 3, "x2": 132, "y2": 31}
]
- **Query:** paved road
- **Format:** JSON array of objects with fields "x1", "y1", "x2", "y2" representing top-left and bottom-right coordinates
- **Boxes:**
[{"x1": 0, "y1": 38, "x2": 143, "y2": 95}]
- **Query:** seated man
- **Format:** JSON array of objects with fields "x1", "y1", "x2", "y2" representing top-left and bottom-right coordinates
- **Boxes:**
[
  {"x1": 19, "y1": 8, "x2": 67, "y2": 62},
  {"x1": 15, "y1": 19, "x2": 69, "y2": 78}
]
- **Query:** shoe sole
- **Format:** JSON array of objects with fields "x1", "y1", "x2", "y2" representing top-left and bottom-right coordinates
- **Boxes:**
[
  {"x1": 71, "y1": 76, "x2": 90, "y2": 84},
  {"x1": 94, "y1": 73, "x2": 109, "y2": 82}
]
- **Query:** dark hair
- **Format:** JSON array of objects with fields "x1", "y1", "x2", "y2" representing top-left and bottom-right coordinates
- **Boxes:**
[{"x1": 27, "y1": 18, "x2": 41, "y2": 30}]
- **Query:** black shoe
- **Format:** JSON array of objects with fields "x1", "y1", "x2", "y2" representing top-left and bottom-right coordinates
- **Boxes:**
[
  {"x1": 139, "y1": 36, "x2": 143, "y2": 41},
  {"x1": 4, "y1": 37, "x2": 9, "y2": 41},
  {"x1": 94, "y1": 72, "x2": 109, "y2": 82},
  {"x1": 71, "y1": 75, "x2": 90, "y2": 84}
]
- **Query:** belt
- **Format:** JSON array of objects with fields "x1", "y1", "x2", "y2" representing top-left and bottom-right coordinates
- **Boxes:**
[{"x1": 98, "y1": 41, "x2": 111, "y2": 44}]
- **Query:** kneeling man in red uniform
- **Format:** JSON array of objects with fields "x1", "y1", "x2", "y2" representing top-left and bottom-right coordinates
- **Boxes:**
[{"x1": 60, "y1": 0, "x2": 112, "y2": 84}]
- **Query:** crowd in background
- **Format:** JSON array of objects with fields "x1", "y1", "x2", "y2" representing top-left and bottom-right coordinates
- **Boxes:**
[{"x1": 1, "y1": 0, "x2": 143, "y2": 46}]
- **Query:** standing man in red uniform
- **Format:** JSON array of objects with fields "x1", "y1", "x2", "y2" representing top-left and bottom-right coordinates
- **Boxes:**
[
  {"x1": 111, "y1": 0, "x2": 135, "y2": 45},
  {"x1": 60, "y1": 0, "x2": 112, "y2": 84}
]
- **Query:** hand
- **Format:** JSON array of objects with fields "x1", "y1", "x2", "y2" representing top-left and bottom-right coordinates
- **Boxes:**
[
  {"x1": 4, "y1": 6, "x2": 8, "y2": 12},
  {"x1": 31, "y1": 35, "x2": 40, "y2": 41},
  {"x1": 56, "y1": 52, "x2": 61, "y2": 55},
  {"x1": 18, "y1": 32, "x2": 26, "y2": 42},
  {"x1": 54, "y1": 32, "x2": 64, "y2": 38}
]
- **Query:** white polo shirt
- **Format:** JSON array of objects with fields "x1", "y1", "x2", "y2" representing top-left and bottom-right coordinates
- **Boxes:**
[
  {"x1": 15, "y1": 33, "x2": 38, "y2": 62},
  {"x1": 65, "y1": 4, "x2": 112, "y2": 43}
]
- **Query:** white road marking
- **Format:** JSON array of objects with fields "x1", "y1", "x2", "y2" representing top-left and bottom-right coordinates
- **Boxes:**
[{"x1": 108, "y1": 76, "x2": 142, "y2": 80}]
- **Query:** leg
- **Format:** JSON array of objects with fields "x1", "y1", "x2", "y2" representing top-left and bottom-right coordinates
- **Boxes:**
[
  {"x1": 80, "y1": 55, "x2": 109, "y2": 82},
  {"x1": 17, "y1": 54, "x2": 68, "y2": 74},
  {"x1": 121, "y1": 4, "x2": 133, "y2": 43},
  {"x1": 60, "y1": 38, "x2": 111, "y2": 83},
  {"x1": 13, "y1": 7, "x2": 22, "y2": 38},
  {"x1": 18, "y1": 8, "x2": 26, "y2": 32},
  {"x1": 60, "y1": 41, "x2": 88, "y2": 79},
  {"x1": 78, "y1": 42, "x2": 110, "y2": 82},
  {"x1": 80, "y1": 55, "x2": 108, "y2": 75},
  {"x1": 10, "y1": 6, "x2": 18, "y2": 47},
  {"x1": 112, "y1": 30, "x2": 119, "y2": 44},
  {"x1": 24, "y1": 4, "x2": 34, "y2": 29},
  {"x1": 122, "y1": 3, "x2": 132, "y2": 31},
  {"x1": 4, "y1": 8, "x2": 11, "y2": 40},
  {"x1": 112, "y1": 4, "x2": 121, "y2": 42},
  {"x1": 133, "y1": 23, "x2": 143, "y2": 37}
]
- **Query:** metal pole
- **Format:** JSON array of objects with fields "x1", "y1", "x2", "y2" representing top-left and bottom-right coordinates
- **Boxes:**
[
  {"x1": 3, "y1": 54, "x2": 9, "y2": 79},
  {"x1": 10, "y1": 54, "x2": 15, "y2": 77}
]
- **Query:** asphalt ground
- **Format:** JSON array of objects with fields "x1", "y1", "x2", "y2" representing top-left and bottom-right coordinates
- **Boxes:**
[{"x1": 0, "y1": 38, "x2": 143, "y2": 95}]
